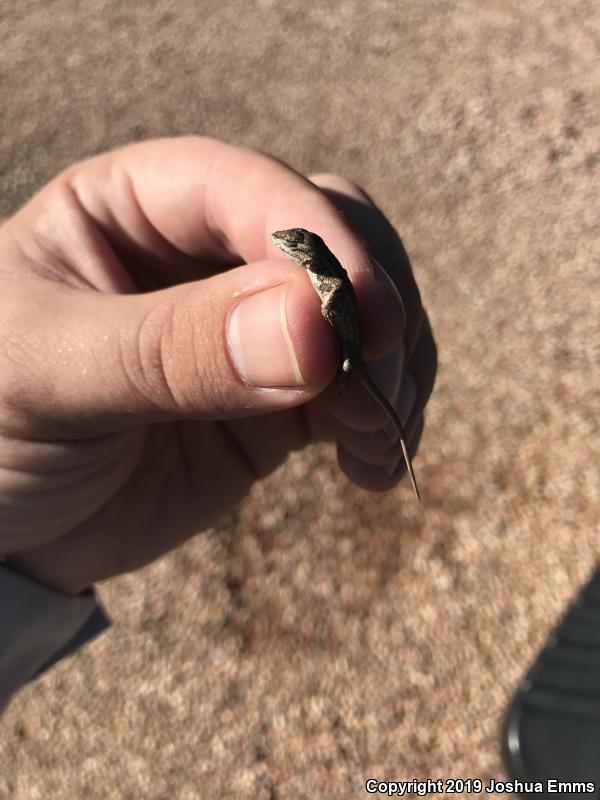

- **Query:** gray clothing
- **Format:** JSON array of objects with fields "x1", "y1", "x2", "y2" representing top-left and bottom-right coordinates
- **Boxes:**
[{"x1": 0, "y1": 565, "x2": 110, "y2": 714}]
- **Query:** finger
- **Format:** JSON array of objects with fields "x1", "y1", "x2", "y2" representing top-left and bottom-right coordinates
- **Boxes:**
[
  {"x1": 0, "y1": 263, "x2": 337, "y2": 439},
  {"x1": 15, "y1": 137, "x2": 385, "y2": 295},
  {"x1": 403, "y1": 309, "x2": 438, "y2": 430}
]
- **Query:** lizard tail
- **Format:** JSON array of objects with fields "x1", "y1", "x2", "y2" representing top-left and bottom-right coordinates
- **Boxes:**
[
  {"x1": 356, "y1": 364, "x2": 421, "y2": 501},
  {"x1": 398, "y1": 434, "x2": 421, "y2": 502}
]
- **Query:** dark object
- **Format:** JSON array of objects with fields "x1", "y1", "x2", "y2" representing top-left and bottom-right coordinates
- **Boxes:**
[{"x1": 502, "y1": 564, "x2": 600, "y2": 797}]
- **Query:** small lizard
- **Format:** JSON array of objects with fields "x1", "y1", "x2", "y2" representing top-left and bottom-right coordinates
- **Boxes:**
[{"x1": 270, "y1": 227, "x2": 421, "y2": 501}]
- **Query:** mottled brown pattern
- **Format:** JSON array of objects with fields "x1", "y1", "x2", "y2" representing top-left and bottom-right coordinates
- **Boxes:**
[
  {"x1": 271, "y1": 228, "x2": 421, "y2": 500},
  {"x1": 1, "y1": 1, "x2": 599, "y2": 798}
]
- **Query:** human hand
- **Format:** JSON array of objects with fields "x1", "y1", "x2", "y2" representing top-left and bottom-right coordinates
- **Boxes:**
[{"x1": 0, "y1": 137, "x2": 436, "y2": 594}]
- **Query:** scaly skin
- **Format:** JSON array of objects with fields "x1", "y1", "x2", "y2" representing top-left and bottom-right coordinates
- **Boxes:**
[{"x1": 271, "y1": 228, "x2": 420, "y2": 500}]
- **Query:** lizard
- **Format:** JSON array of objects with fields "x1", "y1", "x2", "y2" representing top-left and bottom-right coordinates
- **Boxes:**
[{"x1": 270, "y1": 227, "x2": 421, "y2": 501}]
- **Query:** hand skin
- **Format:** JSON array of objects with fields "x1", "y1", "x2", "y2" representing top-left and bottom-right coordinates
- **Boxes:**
[{"x1": 0, "y1": 136, "x2": 437, "y2": 595}]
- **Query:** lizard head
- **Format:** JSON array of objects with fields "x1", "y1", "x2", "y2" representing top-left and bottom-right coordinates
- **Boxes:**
[{"x1": 270, "y1": 228, "x2": 323, "y2": 263}]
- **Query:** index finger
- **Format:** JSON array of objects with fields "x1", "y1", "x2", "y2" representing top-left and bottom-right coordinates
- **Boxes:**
[{"x1": 63, "y1": 136, "x2": 378, "y2": 286}]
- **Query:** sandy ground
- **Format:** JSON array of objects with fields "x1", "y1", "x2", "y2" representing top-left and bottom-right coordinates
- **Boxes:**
[{"x1": 0, "y1": 1, "x2": 599, "y2": 797}]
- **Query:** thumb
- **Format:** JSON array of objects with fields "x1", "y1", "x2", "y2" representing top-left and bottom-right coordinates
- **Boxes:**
[{"x1": 2, "y1": 261, "x2": 335, "y2": 438}]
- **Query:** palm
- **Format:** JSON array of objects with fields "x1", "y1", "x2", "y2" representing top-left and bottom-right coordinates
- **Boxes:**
[{"x1": 1, "y1": 408, "x2": 304, "y2": 590}]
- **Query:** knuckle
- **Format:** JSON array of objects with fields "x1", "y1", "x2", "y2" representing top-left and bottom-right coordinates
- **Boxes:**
[
  {"x1": 122, "y1": 291, "x2": 225, "y2": 416},
  {"x1": 0, "y1": 298, "x2": 52, "y2": 427},
  {"x1": 118, "y1": 297, "x2": 185, "y2": 414}
]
